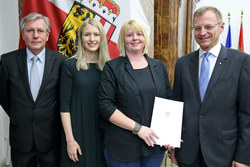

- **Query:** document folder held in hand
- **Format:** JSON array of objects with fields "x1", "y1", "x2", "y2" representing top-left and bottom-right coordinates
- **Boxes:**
[{"x1": 150, "y1": 97, "x2": 184, "y2": 148}]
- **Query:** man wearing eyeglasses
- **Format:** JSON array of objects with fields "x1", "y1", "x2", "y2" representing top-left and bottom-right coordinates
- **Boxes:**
[
  {"x1": 0, "y1": 13, "x2": 66, "y2": 166},
  {"x1": 170, "y1": 6, "x2": 250, "y2": 167}
]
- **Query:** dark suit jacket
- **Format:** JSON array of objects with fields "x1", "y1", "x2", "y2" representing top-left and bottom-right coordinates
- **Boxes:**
[
  {"x1": 0, "y1": 47, "x2": 66, "y2": 153},
  {"x1": 173, "y1": 45, "x2": 250, "y2": 166},
  {"x1": 98, "y1": 54, "x2": 172, "y2": 162}
]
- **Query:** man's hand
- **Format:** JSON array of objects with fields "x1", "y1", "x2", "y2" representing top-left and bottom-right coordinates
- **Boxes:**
[
  {"x1": 170, "y1": 149, "x2": 178, "y2": 165},
  {"x1": 232, "y1": 161, "x2": 249, "y2": 167}
]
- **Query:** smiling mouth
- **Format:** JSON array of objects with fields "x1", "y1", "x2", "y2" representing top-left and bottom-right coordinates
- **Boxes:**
[
  {"x1": 88, "y1": 43, "x2": 97, "y2": 47},
  {"x1": 199, "y1": 37, "x2": 210, "y2": 40},
  {"x1": 131, "y1": 42, "x2": 140, "y2": 45}
]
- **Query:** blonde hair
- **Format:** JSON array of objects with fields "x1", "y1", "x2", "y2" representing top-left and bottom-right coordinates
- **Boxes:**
[
  {"x1": 72, "y1": 18, "x2": 110, "y2": 71},
  {"x1": 117, "y1": 20, "x2": 149, "y2": 57}
]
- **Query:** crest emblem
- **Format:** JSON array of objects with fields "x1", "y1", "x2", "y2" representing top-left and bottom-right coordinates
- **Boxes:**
[{"x1": 57, "y1": 1, "x2": 117, "y2": 57}]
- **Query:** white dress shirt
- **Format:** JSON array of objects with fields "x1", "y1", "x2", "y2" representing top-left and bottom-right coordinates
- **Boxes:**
[
  {"x1": 26, "y1": 48, "x2": 45, "y2": 85},
  {"x1": 199, "y1": 42, "x2": 221, "y2": 79}
]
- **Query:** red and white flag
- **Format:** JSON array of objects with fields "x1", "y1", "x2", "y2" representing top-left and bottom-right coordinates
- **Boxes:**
[
  {"x1": 238, "y1": 21, "x2": 244, "y2": 52},
  {"x1": 19, "y1": 0, "x2": 150, "y2": 59}
]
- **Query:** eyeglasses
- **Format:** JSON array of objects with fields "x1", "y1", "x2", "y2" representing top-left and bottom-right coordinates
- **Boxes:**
[
  {"x1": 193, "y1": 22, "x2": 221, "y2": 32},
  {"x1": 25, "y1": 28, "x2": 46, "y2": 35}
]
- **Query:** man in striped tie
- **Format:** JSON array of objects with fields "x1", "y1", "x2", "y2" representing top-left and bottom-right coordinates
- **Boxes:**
[{"x1": 0, "y1": 13, "x2": 66, "y2": 167}]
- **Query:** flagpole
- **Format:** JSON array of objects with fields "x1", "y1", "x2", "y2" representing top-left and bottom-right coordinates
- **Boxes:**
[
  {"x1": 241, "y1": 10, "x2": 243, "y2": 21},
  {"x1": 238, "y1": 10, "x2": 244, "y2": 52},
  {"x1": 225, "y1": 11, "x2": 232, "y2": 48}
]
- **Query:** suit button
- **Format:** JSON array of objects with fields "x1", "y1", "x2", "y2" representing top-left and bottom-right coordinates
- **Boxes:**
[{"x1": 200, "y1": 115, "x2": 203, "y2": 118}]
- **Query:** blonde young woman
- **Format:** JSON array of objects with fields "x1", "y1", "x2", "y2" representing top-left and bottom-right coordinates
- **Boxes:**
[
  {"x1": 99, "y1": 20, "x2": 172, "y2": 167},
  {"x1": 60, "y1": 18, "x2": 110, "y2": 167}
]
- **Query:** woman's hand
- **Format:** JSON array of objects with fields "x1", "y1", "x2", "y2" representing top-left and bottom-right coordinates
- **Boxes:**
[
  {"x1": 137, "y1": 126, "x2": 159, "y2": 147},
  {"x1": 67, "y1": 140, "x2": 82, "y2": 162}
]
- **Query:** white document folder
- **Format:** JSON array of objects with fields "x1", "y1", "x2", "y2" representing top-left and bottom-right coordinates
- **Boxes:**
[{"x1": 150, "y1": 97, "x2": 184, "y2": 148}]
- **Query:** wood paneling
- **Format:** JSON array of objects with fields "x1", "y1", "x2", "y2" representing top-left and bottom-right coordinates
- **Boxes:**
[
  {"x1": 182, "y1": 0, "x2": 193, "y2": 56},
  {"x1": 18, "y1": 0, "x2": 24, "y2": 23},
  {"x1": 154, "y1": 0, "x2": 179, "y2": 87}
]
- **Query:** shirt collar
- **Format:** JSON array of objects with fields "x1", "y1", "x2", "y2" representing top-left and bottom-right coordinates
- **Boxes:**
[
  {"x1": 199, "y1": 42, "x2": 221, "y2": 58},
  {"x1": 27, "y1": 48, "x2": 46, "y2": 63}
]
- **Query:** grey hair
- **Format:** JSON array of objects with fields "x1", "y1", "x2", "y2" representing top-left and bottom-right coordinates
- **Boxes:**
[
  {"x1": 193, "y1": 6, "x2": 223, "y2": 24},
  {"x1": 20, "y1": 13, "x2": 50, "y2": 33}
]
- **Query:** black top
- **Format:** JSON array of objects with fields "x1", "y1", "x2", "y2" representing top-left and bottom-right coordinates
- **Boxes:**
[
  {"x1": 60, "y1": 59, "x2": 107, "y2": 167},
  {"x1": 134, "y1": 66, "x2": 156, "y2": 126},
  {"x1": 99, "y1": 54, "x2": 172, "y2": 162}
]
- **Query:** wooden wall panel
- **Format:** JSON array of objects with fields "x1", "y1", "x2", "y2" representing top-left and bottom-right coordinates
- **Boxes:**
[
  {"x1": 182, "y1": 0, "x2": 193, "y2": 56},
  {"x1": 18, "y1": 0, "x2": 23, "y2": 23},
  {"x1": 154, "y1": 0, "x2": 179, "y2": 87}
]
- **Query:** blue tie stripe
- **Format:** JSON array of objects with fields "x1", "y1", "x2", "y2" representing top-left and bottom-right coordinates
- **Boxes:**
[{"x1": 199, "y1": 52, "x2": 210, "y2": 101}]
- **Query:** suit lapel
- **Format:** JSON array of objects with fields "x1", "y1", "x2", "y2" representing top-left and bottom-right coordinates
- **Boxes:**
[
  {"x1": 36, "y1": 48, "x2": 55, "y2": 100},
  {"x1": 189, "y1": 51, "x2": 202, "y2": 103},
  {"x1": 17, "y1": 48, "x2": 34, "y2": 101},
  {"x1": 203, "y1": 46, "x2": 228, "y2": 102},
  {"x1": 124, "y1": 56, "x2": 137, "y2": 82}
]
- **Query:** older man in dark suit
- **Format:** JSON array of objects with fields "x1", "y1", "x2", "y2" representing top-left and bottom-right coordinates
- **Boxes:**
[
  {"x1": 0, "y1": 13, "x2": 65, "y2": 167},
  {"x1": 170, "y1": 6, "x2": 250, "y2": 167}
]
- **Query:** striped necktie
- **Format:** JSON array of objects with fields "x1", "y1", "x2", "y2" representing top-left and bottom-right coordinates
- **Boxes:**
[{"x1": 30, "y1": 55, "x2": 40, "y2": 100}]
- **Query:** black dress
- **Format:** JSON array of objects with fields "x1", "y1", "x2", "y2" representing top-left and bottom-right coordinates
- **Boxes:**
[{"x1": 60, "y1": 58, "x2": 106, "y2": 167}]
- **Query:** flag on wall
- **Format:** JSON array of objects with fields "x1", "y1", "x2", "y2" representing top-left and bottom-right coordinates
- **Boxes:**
[
  {"x1": 238, "y1": 21, "x2": 244, "y2": 52},
  {"x1": 225, "y1": 24, "x2": 232, "y2": 48},
  {"x1": 19, "y1": 0, "x2": 150, "y2": 59}
]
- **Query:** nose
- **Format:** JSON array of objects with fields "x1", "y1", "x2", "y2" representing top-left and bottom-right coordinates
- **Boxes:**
[
  {"x1": 199, "y1": 27, "x2": 207, "y2": 35},
  {"x1": 33, "y1": 30, "x2": 39, "y2": 38},
  {"x1": 90, "y1": 34, "x2": 95, "y2": 41},
  {"x1": 133, "y1": 34, "x2": 138, "y2": 40}
]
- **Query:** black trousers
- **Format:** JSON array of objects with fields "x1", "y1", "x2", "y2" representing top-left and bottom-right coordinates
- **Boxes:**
[
  {"x1": 178, "y1": 146, "x2": 207, "y2": 167},
  {"x1": 11, "y1": 145, "x2": 60, "y2": 167}
]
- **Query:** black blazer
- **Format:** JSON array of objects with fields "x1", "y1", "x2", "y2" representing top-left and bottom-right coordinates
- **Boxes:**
[
  {"x1": 98, "y1": 54, "x2": 172, "y2": 162},
  {"x1": 0, "y1": 47, "x2": 66, "y2": 153},
  {"x1": 173, "y1": 45, "x2": 250, "y2": 166}
]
